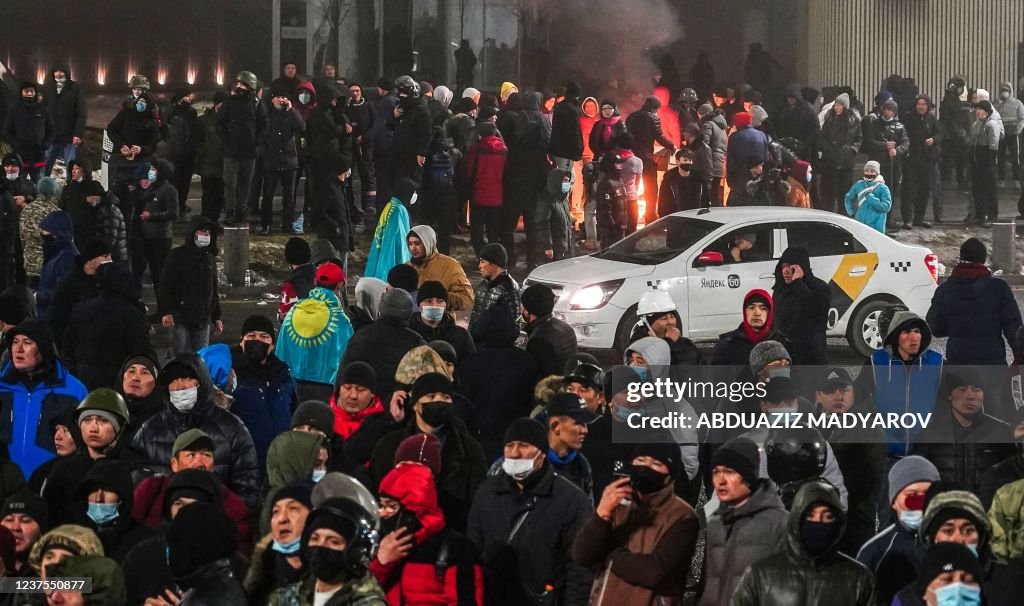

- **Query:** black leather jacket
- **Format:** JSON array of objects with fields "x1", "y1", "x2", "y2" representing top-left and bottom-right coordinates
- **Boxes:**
[{"x1": 469, "y1": 272, "x2": 520, "y2": 339}]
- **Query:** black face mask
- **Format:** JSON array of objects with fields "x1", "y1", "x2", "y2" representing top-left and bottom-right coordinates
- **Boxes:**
[
  {"x1": 243, "y1": 340, "x2": 270, "y2": 363},
  {"x1": 379, "y1": 508, "x2": 423, "y2": 539},
  {"x1": 419, "y1": 402, "x2": 450, "y2": 428},
  {"x1": 629, "y1": 464, "x2": 669, "y2": 494},
  {"x1": 305, "y1": 546, "x2": 350, "y2": 584},
  {"x1": 800, "y1": 520, "x2": 840, "y2": 556}
]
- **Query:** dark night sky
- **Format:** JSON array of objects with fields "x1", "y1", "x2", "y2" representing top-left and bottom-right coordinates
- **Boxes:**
[{"x1": 4, "y1": 0, "x2": 272, "y2": 90}]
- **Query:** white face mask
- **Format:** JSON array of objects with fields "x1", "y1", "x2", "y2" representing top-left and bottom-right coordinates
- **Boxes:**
[
  {"x1": 169, "y1": 386, "x2": 199, "y2": 411},
  {"x1": 502, "y1": 455, "x2": 539, "y2": 481},
  {"x1": 195, "y1": 234, "x2": 211, "y2": 248},
  {"x1": 299, "y1": 92, "x2": 311, "y2": 105},
  {"x1": 4, "y1": 172, "x2": 17, "y2": 181}
]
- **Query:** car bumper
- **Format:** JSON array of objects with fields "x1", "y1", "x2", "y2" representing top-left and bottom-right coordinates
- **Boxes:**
[
  {"x1": 557, "y1": 306, "x2": 624, "y2": 349},
  {"x1": 903, "y1": 283, "x2": 936, "y2": 316}
]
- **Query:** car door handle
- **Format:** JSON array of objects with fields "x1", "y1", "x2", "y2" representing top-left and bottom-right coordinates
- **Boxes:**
[
  {"x1": 759, "y1": 273, "x2": 773, "y2": 279},
  {"x1": 848, "y1": 266, "x2": 867, "y2": 276}
]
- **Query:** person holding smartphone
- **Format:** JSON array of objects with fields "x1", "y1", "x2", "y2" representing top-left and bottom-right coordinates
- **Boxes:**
[{"x1": 572, "y1": 442, "x2": 700, "y2": 605}]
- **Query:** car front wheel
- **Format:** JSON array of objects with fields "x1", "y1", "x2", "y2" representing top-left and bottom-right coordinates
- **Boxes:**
[{"x1": 847, "y1": 299, "x2": 895, "y2": 358}]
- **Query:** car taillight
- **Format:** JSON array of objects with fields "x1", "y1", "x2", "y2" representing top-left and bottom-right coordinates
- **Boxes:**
[{"x1": 925, "y1": 253, "x2": 939, "y2": 283}]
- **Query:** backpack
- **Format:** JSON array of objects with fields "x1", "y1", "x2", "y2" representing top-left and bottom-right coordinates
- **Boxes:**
[{"x1": 426, "y1": 146, "x2": 456, "y2": 194}]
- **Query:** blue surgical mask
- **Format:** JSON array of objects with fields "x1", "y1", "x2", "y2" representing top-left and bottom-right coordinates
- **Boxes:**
[
  {"x1": 932, "y1": 582, "x2": 981, "y2": 606},
  {"x1": 311, "y1": 469, "x2": 326, "y2": 483},
  {"x1": 767, "y1": 367, "x2": 791, "y2": 380},
  {"x1": 631, "y1": 366, "x2": 649, "y2": 381},
  {"x1": 560, "y1": 181, "x2": 572, "y2": 195},
  {"x1": 147, "y1": 169, "x2": 158, "y2": 182},
  {"x1": 272, "y1": 538, "x2": 302, "y2": 554},
  {"x1": 615, "y1": 404, "x2": 636, "y2": 421},
  {"x1": 299, "y1": 92, "x2": 312, "y2": 105},
  {"x1": 770, "y1": 407, "x2": 799, "y2": 424},
  {"x1": 87, "y1": 502, "x2": 120, "y2": 525},
  {"x1": 135, "y1": 101, "x2": 147, "y2": 113},
  {"x1": 899, "y1": 510, "x2": 923, "y2": 531},
  {"x1": 421, "y1": 305, "x2": 445, "y2": 322}
]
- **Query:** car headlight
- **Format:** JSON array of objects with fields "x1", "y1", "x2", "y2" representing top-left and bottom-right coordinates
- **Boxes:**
[{"x1": 568, "y1": 279, "x2": 624, "y2": 310}]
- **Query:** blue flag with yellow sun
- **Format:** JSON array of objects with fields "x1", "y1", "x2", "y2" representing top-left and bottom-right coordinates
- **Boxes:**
[
  {"x1": 364, "y1": 197, "x2": 412, "y2": 281},
  {"x1": 276, "y1": 286, "x2": 354, "y2": 386}
]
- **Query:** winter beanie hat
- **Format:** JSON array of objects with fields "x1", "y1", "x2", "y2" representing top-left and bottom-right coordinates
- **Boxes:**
[
  {"x1": 479, "y1": 243, "x2": 508, "y2": 268},
  {"x1": 960, "y1": 237, "x2": 987, "y2": 263},
  {"x1": 272, "y1": 481, "x2": 315, "y2": 511},
  {"x1": 916, "y1": 543, "x2": 983, "y2": 594},
  {"x1": 291, "y1": 400, "x2": 335, "y2": 435},
  {"x1": 336, "y1": 361, "x2": 378, "y2": 392},
  {"x1": 922, "y1": 488, "x2": 990, "y2": 546},
  {"x1": 394, "y1": 433, "x2": 443, "y2": 476},
  {"x1": 1, "y1": 491, "x2": 48, "y2": 532},
  {"x1": 241, "y1": 314, "x2": 276, "y2": 340},
  {"x1": 503, "y1": 418, "x2": 549, "y2": 453},
  {"x1": 285, "y1": 237, "x2": 311, "y2": 265},
  {"x1": 711, "y1": 438, "x2": 760, "y2": 487},
  {"x1": 733, "y1": 112, "x2": 753, "y2": 129},
  {"x1": 521, "y1": 284, "x2": 556, "y2": 317},
  {"x1": 749, "y1": 340, "x2": 791, "y2": 377},
  {"x1": 835, "y1": 93, "x2": 850, "y2": 109},
  {"x1": 888, "y1": 455, "x2": 940, "y2": 503},
  {"x1": 416, "y1": 281, "x2": 449, "y2": 305},
  {"x1": 387, "y1": 264, "x2": 420, "y2": 292},
  {"x1": 976, "y1": 100, "x2": 994, "y2": 115},
  {"x1": 379, "y1": 288, "x2": 415, "y2": 321},
  {"x1": 864, "y1": 160, "x2": 881, "y2": 175}
]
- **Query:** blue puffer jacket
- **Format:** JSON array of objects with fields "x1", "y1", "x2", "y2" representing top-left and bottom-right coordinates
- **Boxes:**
[
  {"x1": 725, "y1": 126, "x2": 770, "y2": 186},
  {"x1": 926, "y1": 262, "x2": 1022, "y2": 365},
  {"x1": 844, "y1": 176, "x2": 892, "y2": 234},
  {"x1": 36, "y1": 210, "x2": 79, "y2": 317},
  {"x1": 0, "y1": 319, "x2": 87, "y2": 478},
  {"x1": 229, "y1": 346, "x2": 298, "y2": 474},
  {"x1": 865, "y1": 311, "x2": 943, "y2": 456}
]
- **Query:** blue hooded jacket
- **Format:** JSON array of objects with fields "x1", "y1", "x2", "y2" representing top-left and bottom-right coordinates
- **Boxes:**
[
  {"x1": 37, "y1": 210, "x2": 79, "y2": 316},
  {"x1": 0, "y1": 319, "x2": 87, "y2": 478}
]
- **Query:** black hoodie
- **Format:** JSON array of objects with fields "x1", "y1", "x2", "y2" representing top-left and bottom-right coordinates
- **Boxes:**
[
  {"x1": 63, "y1": 263, "x2": 151, "y2": 390},
  {"x1": 157, "y1": 215, "x2": 221, "y2": 326},
  {"x1": 74, "y1": 459, "x2": 156, "y2": 563},
  {"x1": 131, "y1": 354, "x2": 260, "y2": 508},
  {"x1": 42, "y1": 64, "x2": 87, "y2": 145},
  {"x1": 772, "y1": 247, "x2": 830, "y2": 365},
  {"x1": 117, "y1": 352, "x2": 165, "y2": 443}
]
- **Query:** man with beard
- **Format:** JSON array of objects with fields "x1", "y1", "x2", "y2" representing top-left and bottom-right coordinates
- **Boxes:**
[{"x1": 406, "y1": 225, "x2": 473, "y2": 311}]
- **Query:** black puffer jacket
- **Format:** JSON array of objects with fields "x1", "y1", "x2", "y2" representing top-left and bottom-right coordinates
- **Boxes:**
[
  {"x1": 339, "y1": 311, "x2": 426, "y2": 400},
  {"x1": 166, "y1": 99, "x2": 200, "y2": 160},
  {"x1": 195, "y1": 109, "x2": 224, "y2": 178},
  {"x1": 409, "y1": 312, "x2": 476, "y2": 364},
  {"x1": 106, "y1": 95, "x2": 162, "y2": 158},
  {"x1": 457, "y1": 308, "x2": 539, "y2": 460},
  {"x1": 93, "y1": 193, "x2": 128, "y2": 262},
  {"x1": 863, "y1": 114, "x2": 910, "y2": 166},
  {"x1": 157, "y1": 215, "x2": 221, "y2": 327},
  {"x1": 730, "y1": 481, "x2": 878, "y2": 606},
  {"x1": 819, "y1": 111, "x2": 862, "y2": 169},
  {"x1": 217, "y1": 90, "x2": 268, "y2": 159},
  {"x1": 772, "y1": 247, "x2": 830, "y2": 366},
  {"x1": 130, "y1": 354, "x2": 260, "y2": 507},
  {"x1": 912, "y1": 409, "x2": 1016, "y2": 492},
  {"x1": 699, "y1": 111, "x2": 728, "y2": 178},
  {"x1": 467, "y1": 463, "x2": 594, "y2": 606},
  {"x1": 926, "y1": 263, "x2": 1022, "y2": 365},
  {"x1": 262, "y1": 106, "x2": 305, "y2": 171},
  {"x1": 63, "y1": 263, "x2": 151, "y2": 390},
  {"x1": 468, "y1": 271, "x2": 520, "y2": 341},
  {"x1": 47, "y1": 264, "x2": 97, "y2": 348},
  {"x1": 549, "y1": 97, "x2": 584, "y2": 160},
  {"x1": 129, "y1": 159, "x2": 179, "y2": 240},
  {"x1": 524, "y1": 314, "x2": 578, "y2": 377},
  {"x1": 625, "y1": 98, "x2": 675, "y2": 159},
  {"x1": 176, "y1": 559, "x2": 248, "y2": 606},
  {"x1": 43, "y1": 68, "x2": 87, "y2": 145},
  {"x1": 3, "y1": 91, "x2": 52, "y2": 163}
]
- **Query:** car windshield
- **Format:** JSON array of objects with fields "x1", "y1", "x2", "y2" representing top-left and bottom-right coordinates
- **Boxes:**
[{"x1": 593, "y1": 216, "x2": 721, "y2": 265}]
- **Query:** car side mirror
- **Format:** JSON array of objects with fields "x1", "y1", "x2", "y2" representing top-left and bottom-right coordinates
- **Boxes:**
[{"x1": 694, "y1": 251, "x2": 724, "y2": 267}]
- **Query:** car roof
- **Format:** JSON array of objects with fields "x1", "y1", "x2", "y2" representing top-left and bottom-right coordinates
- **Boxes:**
[{"x1": 669, "y1": 207, "x2": 858, "y2": 223}]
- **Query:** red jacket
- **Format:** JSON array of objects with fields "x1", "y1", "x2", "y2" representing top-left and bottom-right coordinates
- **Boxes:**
[
  {"x1": 464, "y1": 135, "x2": 507, "y2": 207},
  {"x1": 370, "y1": 464, "x2": 484, "y2": 605},
  {"x1": 132, "y1": 474, "x2": 253, "y2": 555},
  {"x1": 330, "y1": 395, "x2": 385, "y2": 439}
]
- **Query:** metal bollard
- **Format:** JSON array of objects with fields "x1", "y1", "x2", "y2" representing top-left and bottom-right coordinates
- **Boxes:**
[
  {"x1": 222, "y1": 225, "x2": 250, "y2": 286},
  {"x1": 991, "y1": 222, "x2": 1016, "y2": 272}
]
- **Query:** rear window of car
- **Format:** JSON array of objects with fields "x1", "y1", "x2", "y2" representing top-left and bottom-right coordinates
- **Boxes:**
[
  {"x1": 786, "y1": 221, "x2": 867, "y2": 256},
  {"x1": 593, "y1": 216, "x2": 721, "y2": 265}
]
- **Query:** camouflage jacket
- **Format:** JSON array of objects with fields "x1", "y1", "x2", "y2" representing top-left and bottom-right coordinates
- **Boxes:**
[
  {"x1": 19, "y1": 195, "x2": 60, "y2": 276},
  {"x1": 990, "y1": 477, "x2": 1024, "y2": 559},
  {"x1": 269, "y1": 573, "x2": 386, "y2": 606}
]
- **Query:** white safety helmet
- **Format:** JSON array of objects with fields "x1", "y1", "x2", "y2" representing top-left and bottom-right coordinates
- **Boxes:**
[{"x1": 636, "y1": 290, "x2": 677, "y2": 317}]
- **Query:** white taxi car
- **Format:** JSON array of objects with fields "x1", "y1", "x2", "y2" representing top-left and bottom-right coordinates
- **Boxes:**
[{"x1": 524, "y1": 207, "x2": 938, "y2": 357}]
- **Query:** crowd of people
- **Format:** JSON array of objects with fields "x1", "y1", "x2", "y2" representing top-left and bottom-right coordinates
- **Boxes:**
[{"x1": 1, "y1": 54, "x2": 1024, "y2": 606}]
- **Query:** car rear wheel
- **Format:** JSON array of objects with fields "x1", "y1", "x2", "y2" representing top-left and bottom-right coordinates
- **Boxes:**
[{"x1": 846, "y1": 299, "x2": 893, "y2": 358}]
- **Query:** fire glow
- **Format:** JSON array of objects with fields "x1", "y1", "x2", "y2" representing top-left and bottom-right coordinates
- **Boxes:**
[
  {"x1": 186, "y1": 60, "x2": 197, "y2": 85},
  {"x1": 215, "y1": 62, "x2": 225, "y2": 86},
  {"x1": 96, "y1": 62, "x2": 107, "y2": 86},
  {"x1": 35, "y1": 67, "x2": 46, "y2": 85},
  {"x1": 156, "y1": 64, "x2": 168, "y2": 86}
]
